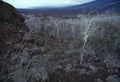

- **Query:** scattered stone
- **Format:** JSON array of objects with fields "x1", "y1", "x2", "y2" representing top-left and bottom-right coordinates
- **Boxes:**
[
  {"x1": 30, "y1": 47, "x2": 43, "y2": 55},
  {"x1": 105, "y1": 59, "x2": 120, "y2": 68},
  {"x1": 107, "y1": 69, "x2": 119, "y2": 75},
  {"x1": 106, "y1": 75, "x2": 120, "y2": 82},
  {"x1": 96, "y1": 79, "x2": 104, "y2": 82}
]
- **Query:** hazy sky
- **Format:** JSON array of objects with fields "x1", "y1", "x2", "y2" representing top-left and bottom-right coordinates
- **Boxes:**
[{"x1": 3, "y1": 0, "x2": 94, "y2": 9}]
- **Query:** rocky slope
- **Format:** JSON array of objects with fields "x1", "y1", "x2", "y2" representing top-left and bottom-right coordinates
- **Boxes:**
[
  {"x1": 0, "y1": 1, "x2": 29, "y2": 54},
  {"x1": 0, "y1": 1, "x2": 120, "y2": 82},
  {"x1": 0, "y1": 1, "x2": 29, "y2": 81}
]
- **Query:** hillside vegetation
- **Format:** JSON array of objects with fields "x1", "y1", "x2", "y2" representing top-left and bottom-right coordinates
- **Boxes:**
[{"x1": 1, "y1": 13, "x2": 120, "y2": 82}]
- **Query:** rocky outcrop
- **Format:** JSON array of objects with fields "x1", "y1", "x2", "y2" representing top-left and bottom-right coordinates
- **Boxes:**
[
  {"x1": 0, "y1": 1, "x2": 29, "y2": 32},
  {"x1": 0, "y1": 1, "x2": 30, "y2": 81},
  {"x1": 0, "y1": 1, "x2": 29, "y2": 54}
]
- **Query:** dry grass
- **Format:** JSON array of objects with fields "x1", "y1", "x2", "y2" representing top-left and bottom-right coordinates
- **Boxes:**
[{"x1": 1, "y1": 13, "x2": 120, "y2": 82}]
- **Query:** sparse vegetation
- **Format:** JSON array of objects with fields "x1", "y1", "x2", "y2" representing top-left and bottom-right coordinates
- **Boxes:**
[{"x1": 1, "y1": 13, "x2": 120, "y2": 82}]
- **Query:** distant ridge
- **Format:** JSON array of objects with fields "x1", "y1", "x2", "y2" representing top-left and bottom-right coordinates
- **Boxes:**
[{"x1": 19, "y1": 0, "x2": 120, "y2": 16}]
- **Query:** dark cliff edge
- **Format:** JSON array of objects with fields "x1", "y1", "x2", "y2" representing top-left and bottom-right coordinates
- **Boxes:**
[
  {"x1": 0, "y1": 2, "x2": 29, "y2": 81},
  {"x1": 0, "y1": 1, "x2": 29, "y2": 53}
]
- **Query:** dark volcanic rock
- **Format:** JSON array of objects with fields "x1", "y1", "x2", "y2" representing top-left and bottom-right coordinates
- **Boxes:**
[
  {"x1": 0, "y1": 1, "x2": 29, "y2": 54},
  {"x1": 0, "y1": 1, "x2": 30, "y2": 81},
  {"x1": 0, "y1": 1, "x2": 29, "y2": 32}
]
